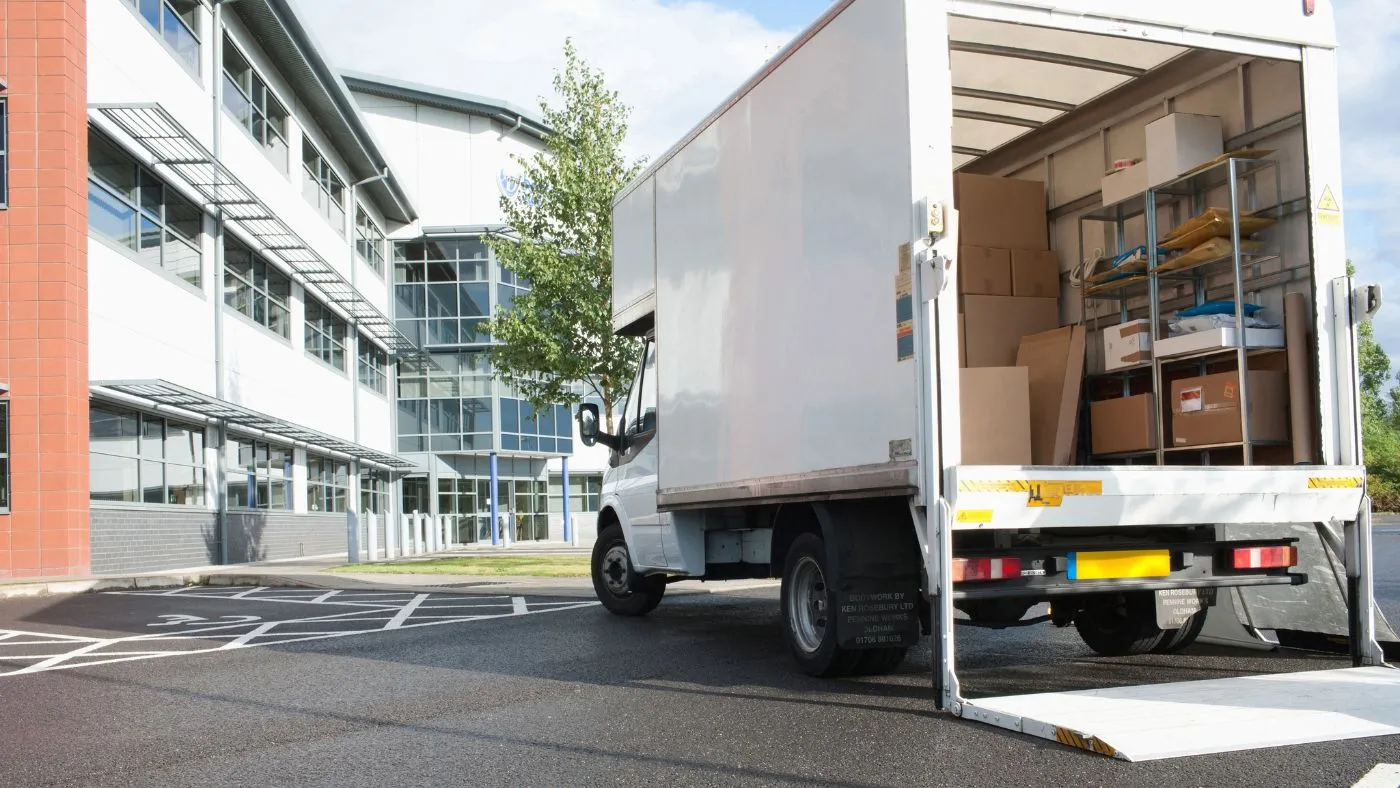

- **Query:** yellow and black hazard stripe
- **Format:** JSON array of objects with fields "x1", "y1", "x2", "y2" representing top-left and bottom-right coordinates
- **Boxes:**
[{"x1": 1307, "y1": 477, "x2": 1363, "y2": 489}]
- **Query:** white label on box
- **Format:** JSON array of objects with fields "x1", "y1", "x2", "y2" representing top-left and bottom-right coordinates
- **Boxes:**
[{"x1": 1179, "y1": 387, "x2": 1203, "y2": 413}]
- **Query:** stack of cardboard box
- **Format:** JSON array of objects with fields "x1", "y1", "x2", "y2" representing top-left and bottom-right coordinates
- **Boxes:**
[{"x1": 955, "y1": 173, "x2": 1082, "y2": 466}]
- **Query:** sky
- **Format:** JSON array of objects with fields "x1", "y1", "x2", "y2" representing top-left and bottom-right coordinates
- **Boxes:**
[{"x1": 291, "y1": 0, "x2": 1400, "y2": 368}]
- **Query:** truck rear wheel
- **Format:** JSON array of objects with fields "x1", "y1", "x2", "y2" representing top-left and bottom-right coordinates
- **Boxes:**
[
  {"x1": 592, "y1": 523, "x2": 666, "y2": 617},
  {"x1": 1072, "y1": 592, "x2": 1171, "y2": 656},
  {"x1": 781, "y1": 533, "x2": 863, "y2": 677}
]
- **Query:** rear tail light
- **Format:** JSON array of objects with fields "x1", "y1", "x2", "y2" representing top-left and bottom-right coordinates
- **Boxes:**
[
  {"x1": 1231, "y1": 545, "x2": 1298, "y2": 570},
  {"x1": 952, "y1": 557, "x2": 1021, "y2": 582}
]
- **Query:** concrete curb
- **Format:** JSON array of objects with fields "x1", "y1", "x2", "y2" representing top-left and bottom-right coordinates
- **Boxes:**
[{"x1": 1, "y1": 571, "x2": 782, "y2": 601}]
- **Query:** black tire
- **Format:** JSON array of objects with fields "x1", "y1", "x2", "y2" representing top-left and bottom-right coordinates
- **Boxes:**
[
  {"x1": 780, "y1": 533, "x2": 863, "y2": 677},
  {"x1": 854, "y1": 647, "x2": 909, "y2": 676},
  {"x1": 1073, "y1": 592, "x2": 1170, "y2": 656},
  {"x1": 1151, "y1": 607, "x2": 1208, "y2": 654},
  {"x1": 592, "y1": 523, "x2": 666, "y2": 617}
]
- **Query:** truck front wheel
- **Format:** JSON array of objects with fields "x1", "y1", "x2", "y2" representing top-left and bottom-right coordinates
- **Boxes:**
[
  {"x1": 592, "y1": 523, "x2": 666, "y2": 616},
  {"x1": 781, "y1": 533, "x2": 863, "y2": 677}
]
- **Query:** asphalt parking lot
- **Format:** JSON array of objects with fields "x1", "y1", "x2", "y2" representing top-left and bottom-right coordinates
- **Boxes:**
[{"x1": 0, "y1": 534, "x2": 1396, "y2": 788}]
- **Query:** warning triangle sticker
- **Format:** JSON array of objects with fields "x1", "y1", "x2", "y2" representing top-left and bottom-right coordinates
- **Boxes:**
[{"x1": 1318, "y1": 186, "x2": 1340, "y2": 213}]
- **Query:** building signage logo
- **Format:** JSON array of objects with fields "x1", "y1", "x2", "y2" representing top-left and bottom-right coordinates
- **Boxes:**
[{"x1": 499, "y1": 168, "x2": 541, "y2": 207}]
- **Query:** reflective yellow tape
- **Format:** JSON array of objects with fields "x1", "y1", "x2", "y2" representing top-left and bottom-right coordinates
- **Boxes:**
[
  {"x1": 1308, "y1": 477, "x2": 1363, "y2": 489},
  {"x1": 955, "y1": 509, "x2": 993, "y2": 524},
  {"x1": 958, "y1": 479, "x2": 1102, "y2": 507},
  {"x1": 1055, "y1": 727, "x2": 1118, "y2": 757}
]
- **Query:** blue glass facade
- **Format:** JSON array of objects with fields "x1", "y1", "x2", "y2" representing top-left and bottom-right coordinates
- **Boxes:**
[{"x1": 392, "y1": 235, "x2": 573, "y2": 459}]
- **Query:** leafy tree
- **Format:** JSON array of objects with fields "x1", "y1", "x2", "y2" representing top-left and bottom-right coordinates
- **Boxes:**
[
  {"x1": 1350, "y1": 261, "x2": 1400, "y2": 510},
  {"x1": 485, "y1": 39, "x2": 647, "y2": 432}
]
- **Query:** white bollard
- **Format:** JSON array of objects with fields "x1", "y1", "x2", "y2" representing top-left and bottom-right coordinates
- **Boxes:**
[
  {"x1": 414, "y1": 512, "x2": 427, "y2": 554},
  {"x1": 443, "y1": 515, "x2": 456, "y2": 549},
  {"x1": 385, "y1": 510, "x2": 398, "y2": 559},
  {"x1": 367, "y1": 512, "x2": 379, "y2": 561},
  {"x1": 502, "y1": 514, "x2": 513, "y2": 548},
  {"x1": 570, "y1": 516, "x2": 579, "y2": 547},
  {"x1": 401, "y1": 513, "x2": 413, "y2": 557}
]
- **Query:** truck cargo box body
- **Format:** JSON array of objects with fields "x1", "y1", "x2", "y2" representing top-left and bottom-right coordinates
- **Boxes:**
[{"x1": 610, "y1": 0, "x2": 1365, "y2": 524}]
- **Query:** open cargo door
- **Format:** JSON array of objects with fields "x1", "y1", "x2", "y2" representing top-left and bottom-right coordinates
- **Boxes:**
[{"x1": 906, "y1": 0, "x2": 1400, "y2": 761}]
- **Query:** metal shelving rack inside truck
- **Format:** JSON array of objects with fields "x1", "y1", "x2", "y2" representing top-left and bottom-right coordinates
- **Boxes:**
[{"x1": 573, "y1": 0, "x2": 1400, "y2": 761}]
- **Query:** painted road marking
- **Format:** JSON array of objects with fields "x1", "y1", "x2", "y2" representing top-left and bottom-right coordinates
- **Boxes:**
[{"x1": 0, "y1": 586, "x2": 598, "y2": 678}]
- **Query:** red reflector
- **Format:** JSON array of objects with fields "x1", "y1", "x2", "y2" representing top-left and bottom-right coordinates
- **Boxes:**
[
  {"x1": 1231, "y1": 546, "x2": 1298, "y2": 570},
  {"x1": 952, "y1": 557, "x2": 1021, "y2": 582}
]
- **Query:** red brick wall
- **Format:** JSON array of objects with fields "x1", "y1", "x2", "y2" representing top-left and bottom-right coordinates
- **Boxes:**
[{"x1": 0, "y1": 0, "x2": 90, "y2": 579}]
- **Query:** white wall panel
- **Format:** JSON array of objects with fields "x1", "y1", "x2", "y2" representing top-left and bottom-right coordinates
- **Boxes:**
[{"x1": 652, "y1": 0, "x2": 917, "y2": 491}]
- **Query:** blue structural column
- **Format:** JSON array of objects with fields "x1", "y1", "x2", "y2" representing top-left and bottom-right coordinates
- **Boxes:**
[
  {"x1": 489, "y1": 452, "x2": 501, "y2": 546},
  {"x1": 561, "y1": 456, "x2": 571, "y2": 544}
]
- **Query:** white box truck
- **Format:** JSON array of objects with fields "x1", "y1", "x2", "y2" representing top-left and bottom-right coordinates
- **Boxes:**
[{"x1": 576, "y1": 0, "x2": 1400, "y2": 760}]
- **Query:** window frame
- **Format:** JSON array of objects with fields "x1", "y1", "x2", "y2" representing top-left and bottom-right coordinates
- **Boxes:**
[
  {"x1": 361, "y1": 470, "x2": 390, "y2": 516},
  {"x1": 122, "y1": 0, "x2": 203, "y2": 77},
  {"x1": 225, "y1": 435, "x2": 292, "y2": 511},
  {"x1": 302, "y1": 139, "x2": 347, "y2": 235},
  {"x1": 355, "y1": 205, "x2": 386, "y2": 277},
  {"x1": 305, "y1": 297, "x2": 348, "y2": 372},
  {"x1": 306, "y1": 454, "x2": 349, "y2": 513},
  {"x1": 220, "y1": 35, "x2": 290, "y2": 172},
  {"x1": 358, "y1": 336, "x2": 388, "y2": 395},
  {"x1": 87, "y1": 129, "x2": 206, "y2": 290},
  {"x1": 223, "y1": 236, "x2": 292, "y2": 339},
  {"x1": 89, "y1": 405, "x2": 208, "y2": 507}
]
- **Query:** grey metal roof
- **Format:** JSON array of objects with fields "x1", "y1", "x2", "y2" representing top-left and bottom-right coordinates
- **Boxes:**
[
  {"x1": 93, "y1": 103, "x2": 424, "y2": 359},
  {"x1": 234, "y1": 0, "x2": 417, "y2": 224},
  {"x1": 341, "y1": 71, "x2": 553, "y2": 142},
  {"x1": 91, "y1": 380, "x2": 420, "y2": 472}
]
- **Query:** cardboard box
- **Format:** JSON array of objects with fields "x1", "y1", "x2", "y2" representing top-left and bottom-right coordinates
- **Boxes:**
[
  {"x1": 1154, "y1": 327, "x2": 1285, "y2": 359},
  {"x1": 959, "y1": 246, "x2": 1012, "y2": 296},
  {"x1": 1016, "y1": 326, "x2": 1087, "y2": 465},
  {"x1": 1104, "y1": 319, "x2": 1153, "y2": 371},
  {"x1": 1170, "y1": 370, "x2": 1288, "y2": 448},
  {"x1": 1091, "y1": 394, "x2": 1158, "y2": 456},
  {"x1": 1011, "y1": 249, "x2": 1060, "y2": 298},
  {"x1": 954, "y1": 173, "x2": 1048, "y2": 251},
  {"x1": 1146, "y1": 113, "x2": 1224, "y2": 188},
  {"x1": 960, "y1": 366, "x2": 1032, "y2": 465},
  {"x1": 961, "y1": 295, "x2": 1060, "y2": 368},
  {"x1": 1101, "y1": 163, "x2": 1148, "y2": 206}
]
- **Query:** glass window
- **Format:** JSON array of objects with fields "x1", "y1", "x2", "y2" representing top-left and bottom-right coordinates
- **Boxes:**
[
  {"x1": 307, "y1": 455, "x2": 350, "y2": 513},
  {"x1": 626, "y1": 342, "x2": 658, "y2": 437},
  {"x1": 358, "y1": 337, "x2": 387, "y2": 394},
  {"x1": 90, "y1": 406, "x2": 206, "y2": 506},
  {"x1": 305, "y1": 297, "x2": 348, "y2": 371},
  {"x1": 355, "y1": 206, "x2": 386, "y2": 277},
  {"x1": 392, "y1": 237, "x2": 498, "y2": 347},
  {"x1": 222, "y1": 36, "x2": 289, "y2": 171},
  {"x1": 302, "y1": 140, "x2": 346, "y2": 234},
  {"x1": 87, "y1": 129, "x2": 205, "y2": 289},
  {"x1": 362, "y1": 470, "x2": 391, "y2": 516},
  {"x1": 122, "y1": 0, "x2": 200, "y2": 73},
  {"x1": 224, "y1": 237, "x2": 291, "y2": 338},
  {"x1": 226, "y1": 436, "x2": 290, "y2": 510}
]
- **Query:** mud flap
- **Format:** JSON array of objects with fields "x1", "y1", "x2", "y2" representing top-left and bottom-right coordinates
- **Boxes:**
[
  {"x1": 1198, "y1": 522, "x2": 1397, "y2": 651},
  {"x1": 833, "y1": 580, "x2": 922, "y2": 649}
]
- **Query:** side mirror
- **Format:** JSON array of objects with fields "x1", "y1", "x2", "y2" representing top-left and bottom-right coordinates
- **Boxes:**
[{"x1": 577, "y1": 403, "x2": 601, "y2": 446}]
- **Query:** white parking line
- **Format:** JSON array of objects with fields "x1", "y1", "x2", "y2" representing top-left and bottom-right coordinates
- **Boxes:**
[
  {"x1": 0, "y1": 586, "x2": 599, "y2": 677},
  {"x1": 1352, "y1": 763, "x2": 1400, "y2": 787}
]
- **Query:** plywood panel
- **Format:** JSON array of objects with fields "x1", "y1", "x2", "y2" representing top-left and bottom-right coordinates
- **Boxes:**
[
  {"x1": 1174, "y1": 71, "x2": 1246, "y2": 139},
  {"x1": 1247, "y1": 60, "x2": 1304, "y2": 127}
]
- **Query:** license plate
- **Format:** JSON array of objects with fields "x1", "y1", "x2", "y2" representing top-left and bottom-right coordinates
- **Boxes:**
[{"x1": 1068, "y1": 549, "x2": 1171, "y2": 581}]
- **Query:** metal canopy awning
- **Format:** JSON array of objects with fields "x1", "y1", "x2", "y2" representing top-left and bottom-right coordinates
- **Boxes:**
[
  {"x1": 947, "y1": 15, "x2": 1188, "y2": 168},
  {"x1": 90, "y1": 103, "x2": 424, "y2": 359},
  {"x1": 92, "y1": 380, "x2": 420, "y2": 473}
]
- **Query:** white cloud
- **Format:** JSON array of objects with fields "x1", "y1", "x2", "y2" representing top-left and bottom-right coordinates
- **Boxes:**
[
  {"x1": 1335, "y1": 0, "x2": 1400, "y2": 356},
  {"x1": 288, "y1": 0, "x2": 795, "y2": 163}
]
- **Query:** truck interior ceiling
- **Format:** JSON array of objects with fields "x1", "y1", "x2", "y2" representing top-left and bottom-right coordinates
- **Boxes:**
[{"x1": 944, "y1": 15, "x2": 1315, "y2": 470}]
